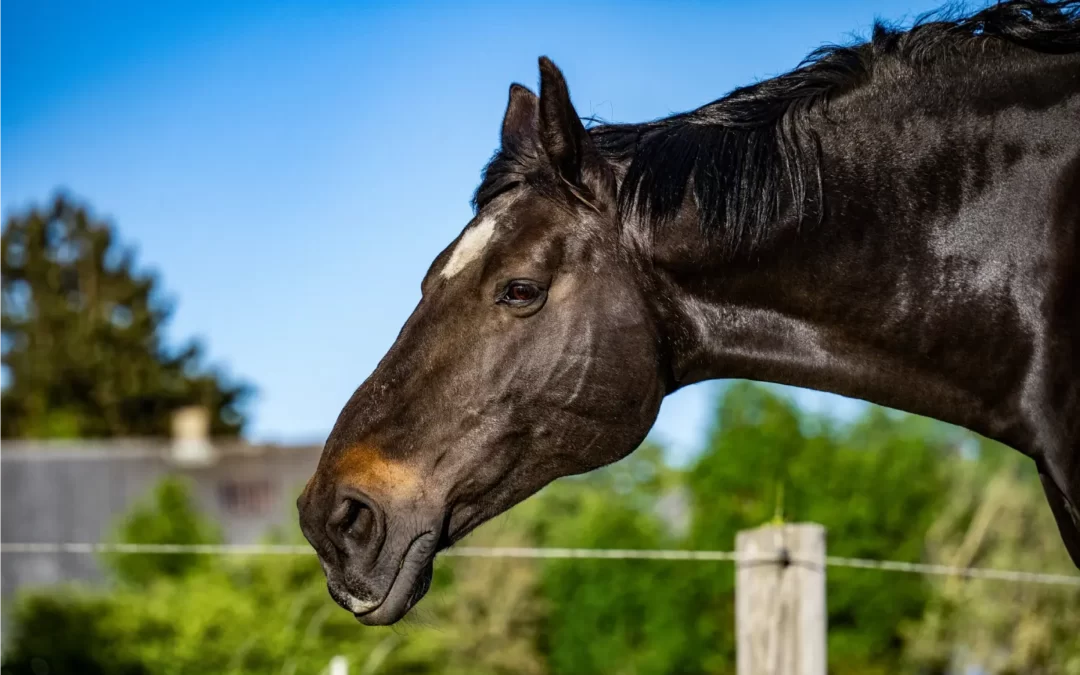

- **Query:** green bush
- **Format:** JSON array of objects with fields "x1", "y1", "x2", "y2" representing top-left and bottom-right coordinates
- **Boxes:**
[
  {"x1": 2, "y1": 476, "x2": 545, "y2": 675},
  {"x1": 527, "y1": 382, "x2": 955, "y2": 675},
  {"x1": 5, "y1": 383, "x2": 1072, "y2": 674}
]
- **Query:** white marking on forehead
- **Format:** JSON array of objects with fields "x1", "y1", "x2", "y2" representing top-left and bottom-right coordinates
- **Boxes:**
[{"x1": 440, "y1": 215, "x2": 498, "y2": 279}]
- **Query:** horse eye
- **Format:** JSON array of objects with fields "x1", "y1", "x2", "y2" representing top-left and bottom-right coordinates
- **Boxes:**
[{"x1": 500, "y1": 281, "x2": 541, "y2": 306}]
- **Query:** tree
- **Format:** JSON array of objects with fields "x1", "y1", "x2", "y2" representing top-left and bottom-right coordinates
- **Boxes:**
[
  {"x1": 524, "y1": 383, "x2": 956, "y2": 675},
  {"x1": 1, "y1": 194, "x2": 251, "y2": 438},
  {"x1": 1, "y1": 478, "x2": 548, "y2": 675},
  {"x1": 904, "y1": 442, "x2": 1080, "y2": 675},
  {"x1": 520, "y1": 443, "x2": 697, "y2": 675},
  {"x1": 104, "y1": 476, "x2": 223, "y2": 586},
  {"x1": 2, "y1": 477, "x2": 221, "y2": 675},
  {"x1": 6, "y1": 382, "x2": 1036, "y2": 674}
]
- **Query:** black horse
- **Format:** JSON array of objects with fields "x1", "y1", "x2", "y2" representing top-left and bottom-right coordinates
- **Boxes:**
[{"x1": 299, "y1": 0, "x2": 1080, "y2": 624}]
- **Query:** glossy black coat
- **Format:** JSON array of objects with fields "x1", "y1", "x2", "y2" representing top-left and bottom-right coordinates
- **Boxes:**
[{"x1": 299, "y1": 1, "x2": 1080, "y2": 624}]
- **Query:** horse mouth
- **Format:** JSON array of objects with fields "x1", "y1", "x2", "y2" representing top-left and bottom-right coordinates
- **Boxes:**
[{"x1": 352, "y1": 532, "x2": 437, "y2": 626}]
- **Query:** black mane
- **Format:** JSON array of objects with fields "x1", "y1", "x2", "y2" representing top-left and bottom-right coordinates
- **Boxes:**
[{"x1": 474, "y1": 0, "x2": 1080, "y2": 255}]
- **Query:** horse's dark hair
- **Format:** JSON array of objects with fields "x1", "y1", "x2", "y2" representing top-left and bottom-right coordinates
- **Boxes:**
[{"x1": 474, "y1": 0, "x2": 1080, "y2": 256}]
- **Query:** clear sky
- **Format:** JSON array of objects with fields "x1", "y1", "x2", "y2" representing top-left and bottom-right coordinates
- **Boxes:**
[{"x1": 3, "y1": 0, "x2": 949, "y2": 461}]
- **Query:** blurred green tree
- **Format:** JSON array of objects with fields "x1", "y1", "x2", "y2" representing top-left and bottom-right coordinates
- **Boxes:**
[
  {"x1": 526, "y1": 382, "x2": 955, "y2": 675},
  {"x1": 104, "y1": 476, "x2": 223, "y2": 586},
  {"x1": 6, "y1": 383, "x2": 1059, "y2": 675},
  {"x1": 1, "y1": 194, "x2": 251, "y2": 438},
  {"x1": 515, "y1": 443, "x2": 707, "y2": 675},
  {"x1": 904, "y1": 441, "x2": 1080, "y2": 675},
  {"x1": 1, "y1": 478, "x2": 548, "y2": 675},
  {"x1": 0, "y1": 592, "x2": 149, "y2": 675}
]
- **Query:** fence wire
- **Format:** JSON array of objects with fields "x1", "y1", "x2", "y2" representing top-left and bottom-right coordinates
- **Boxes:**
[{"x1": 3, "y1": 542, "x2": 1079, "y2": 587}]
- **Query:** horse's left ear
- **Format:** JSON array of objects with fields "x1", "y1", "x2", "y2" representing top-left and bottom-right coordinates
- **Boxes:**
[{"x1": 538, "y1": 57, "x2": 614, "y2": 206}]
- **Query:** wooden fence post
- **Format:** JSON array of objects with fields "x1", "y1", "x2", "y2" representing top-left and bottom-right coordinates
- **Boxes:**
[{"x1": 736, "y1": 523, "x2": 826, "y2": 675}]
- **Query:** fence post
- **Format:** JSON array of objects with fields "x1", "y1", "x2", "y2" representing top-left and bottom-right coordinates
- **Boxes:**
[{"x1": 736, "y1": 523, "x2": 826, "y2": 675}]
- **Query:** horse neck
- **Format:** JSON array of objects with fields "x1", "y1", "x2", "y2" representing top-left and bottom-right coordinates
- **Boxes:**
[{"x1": 641, "y1": 74, "x2": 1080, "y2": 456}]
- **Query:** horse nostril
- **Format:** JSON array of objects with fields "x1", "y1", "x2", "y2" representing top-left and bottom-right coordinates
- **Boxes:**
[
  {"x1": 327, "y1": 490, "x2": 382, "y2": 555},
  {"x1": 343, "y1": 500, "x2": 375, "y2": 540}
]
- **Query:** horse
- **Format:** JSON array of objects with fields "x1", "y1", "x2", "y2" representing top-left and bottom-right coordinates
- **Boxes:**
[{"x1": 298, "y1": 0, "x2": 1080, "y2": 625}]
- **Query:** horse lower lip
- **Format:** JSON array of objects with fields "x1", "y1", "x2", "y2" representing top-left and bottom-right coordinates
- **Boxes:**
[
  {"x1": 347, "y1": 596, "x2": 380, "y2": 615},
  {"x1": 352, "y1": 532, "x2": 435, "y2": 622},
  {"x1": 350, "y1": 585, "x2": 387, "y2": 618}
]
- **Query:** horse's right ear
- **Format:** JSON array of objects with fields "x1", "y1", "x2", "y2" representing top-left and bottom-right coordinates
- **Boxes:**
[{"x1": 501, "y1": 83, "x2": 539, "y2": 153}]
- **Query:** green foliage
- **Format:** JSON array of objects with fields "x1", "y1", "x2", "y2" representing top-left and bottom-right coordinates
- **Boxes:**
[
  {"x1": 522, "y1": 444, "x2": 701, "y2": 675},
  {"x1": 105, "y1": 476, "x2": 223, "y2": 586},
  {"x1": 905, "y1": 443, "x2": 1080, "y2": 675},
  {"x1": 1, "y1": 195, "x2": 252, "y2": 438},
  {"x1": 0, "y1": 592, "x2": 149, "y2": 675},
  {"x1": 2, "y1": 479, "x2": 547, "y2": 675},
  {"x1": 4, "y1": 382, "x2": 1074, "y2": 674},
  {"x1": 526, "y1": 382, "x2": 955, "y2": 675}
]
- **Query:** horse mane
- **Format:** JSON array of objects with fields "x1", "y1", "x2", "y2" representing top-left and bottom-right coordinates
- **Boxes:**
[{"x1": 474, "y1": 0, "x2": 1080, "y2": 256}]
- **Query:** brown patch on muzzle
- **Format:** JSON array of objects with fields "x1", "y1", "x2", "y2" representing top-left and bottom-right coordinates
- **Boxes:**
[{"x1": 333, "y1": 444, "x2": 421, "y2": 498}]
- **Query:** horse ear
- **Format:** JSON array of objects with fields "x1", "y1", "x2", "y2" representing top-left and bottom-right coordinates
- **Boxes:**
[
  {"x1": 501, "y1": 83, "x2": 539, "y2": 154},
  {"x1": 537, "y1": 57, "x2": 612, "y2": 203},
  {"x1": 538, "y1": 57, "x2": 589, "y2": 182}
]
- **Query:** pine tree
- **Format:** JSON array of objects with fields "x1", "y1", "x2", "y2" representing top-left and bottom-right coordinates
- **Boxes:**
[{"x1": 1, "y1": 195, "x2": 252, "y2": 438}]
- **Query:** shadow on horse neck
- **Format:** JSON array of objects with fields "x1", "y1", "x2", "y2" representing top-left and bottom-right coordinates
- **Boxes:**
[{"x1": 299, "y1": 0, "x2": 1080, "y2": 624}]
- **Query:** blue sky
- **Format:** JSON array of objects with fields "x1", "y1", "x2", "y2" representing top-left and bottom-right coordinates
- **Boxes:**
[{"x1": 3, "y1": 0, "x2": 949, "y2": 461}]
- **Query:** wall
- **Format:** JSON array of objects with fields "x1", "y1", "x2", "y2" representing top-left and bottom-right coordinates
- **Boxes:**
[{"x1": 0, "y1": 440, "x2": 322, "y2": 598}]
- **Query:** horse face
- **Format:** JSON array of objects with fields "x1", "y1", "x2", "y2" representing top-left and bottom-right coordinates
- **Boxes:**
[{"x1": 298, "y1": 58, "x2": 665, "y2": 625}]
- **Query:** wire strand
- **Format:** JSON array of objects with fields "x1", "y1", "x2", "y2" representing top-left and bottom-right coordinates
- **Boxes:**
[{"x1": 3, "y1": 542, "x2": 1078, "y2": 586}]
